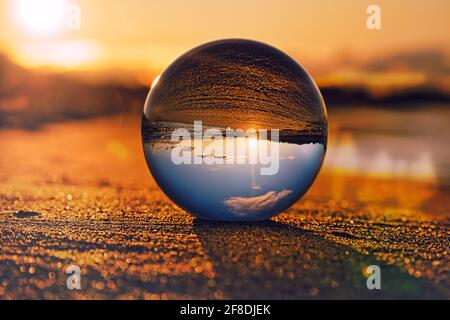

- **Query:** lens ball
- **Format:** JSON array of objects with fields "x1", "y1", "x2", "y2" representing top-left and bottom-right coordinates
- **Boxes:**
[{"x1": 142, "y1": 39, "x2": 327, "y2": 221}]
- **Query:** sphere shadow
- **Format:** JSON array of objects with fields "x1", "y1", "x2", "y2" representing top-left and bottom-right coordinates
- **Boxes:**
[{"x1": 192, "y1": 219, "x2": 446, "y2": 299}]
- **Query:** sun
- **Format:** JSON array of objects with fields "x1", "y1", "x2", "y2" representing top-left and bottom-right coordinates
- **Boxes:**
[
  {"x1": 248, "y1": 137, "x2": 258, "y2": 151},
  {"x1": 17, "y1": 0, "x2": 65, "y2": 35}
]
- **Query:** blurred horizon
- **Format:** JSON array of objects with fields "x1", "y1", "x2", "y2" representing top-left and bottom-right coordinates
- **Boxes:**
[{"x1": 1, "y1": 50, "x2": 450, "y2": 130}]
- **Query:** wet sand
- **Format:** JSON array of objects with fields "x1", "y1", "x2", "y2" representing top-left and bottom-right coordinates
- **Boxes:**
[{"x1": 0, "y1": 114, "x2": 448, "y2": 299}]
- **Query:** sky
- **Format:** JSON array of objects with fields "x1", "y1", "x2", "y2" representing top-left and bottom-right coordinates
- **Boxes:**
[{"x1": 0, "y1": 0, "x2": 449, "y2": 89}]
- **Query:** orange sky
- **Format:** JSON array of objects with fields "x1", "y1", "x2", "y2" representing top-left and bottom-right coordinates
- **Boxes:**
[{"x1": 0, "y1": 0, "x2": 449, "y2": 88}]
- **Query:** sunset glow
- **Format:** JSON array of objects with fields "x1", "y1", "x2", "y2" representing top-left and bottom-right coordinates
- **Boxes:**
[
  {"x1": 0, "y1": 0, "x2": 448, "y2": 89},
  {"x1": 17, "y1": 0, "x2": 65, "y2": 36},
  {"x1": 16, "y1": 40, "x2": 99, "y2": 69}
]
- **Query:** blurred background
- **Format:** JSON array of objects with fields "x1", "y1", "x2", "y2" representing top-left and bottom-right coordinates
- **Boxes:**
[
  {"x1": 0, "y1": 0, "x2": 449, "y2": 203},
  {"x1": 0, "y1": 0, "x2": 449, "y2": 300}
]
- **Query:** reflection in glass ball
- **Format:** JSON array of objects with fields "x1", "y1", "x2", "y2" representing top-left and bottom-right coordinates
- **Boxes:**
[{"x1": 142, "y1": 39, "x2": 327, "y2": 221}]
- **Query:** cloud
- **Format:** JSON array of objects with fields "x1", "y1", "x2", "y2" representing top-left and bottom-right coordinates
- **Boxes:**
[{"x1": 224, "y1": 189, "x2": 292, "y2": 216}]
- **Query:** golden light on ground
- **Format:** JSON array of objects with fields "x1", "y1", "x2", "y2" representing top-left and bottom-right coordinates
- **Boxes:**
[
  {"x1": 107, "y1": 141, "x2": 129, "y2": 160},
  {"x1": 16, "y1": 0, "x2": 65, "y2": 36}
]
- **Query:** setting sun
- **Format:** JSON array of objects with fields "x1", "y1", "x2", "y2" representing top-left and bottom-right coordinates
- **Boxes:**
[{"x1": 17, "y1": 0, "x2": 65, "y2": 35}]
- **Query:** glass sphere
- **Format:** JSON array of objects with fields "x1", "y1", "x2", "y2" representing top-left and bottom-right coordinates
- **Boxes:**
[{"x1": 142, "y1": 39, "x2": 327, "y2": 221}]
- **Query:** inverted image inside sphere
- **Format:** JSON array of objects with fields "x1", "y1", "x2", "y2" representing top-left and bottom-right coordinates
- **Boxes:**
[
  {"x1": 143, "y1": 39, "x2": 327, "y2": 142},
  {"x1": 142, "y1": 39, "x2": 327, "y2": 221}
]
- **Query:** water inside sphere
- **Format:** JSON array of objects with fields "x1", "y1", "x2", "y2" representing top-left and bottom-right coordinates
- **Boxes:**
[{"x1": 142, "y1": 39, "x2": 327, "y2": 221}]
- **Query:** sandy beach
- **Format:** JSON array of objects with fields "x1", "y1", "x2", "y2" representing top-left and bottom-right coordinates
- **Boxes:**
[{"x1": 0, "y1": 114, "x2": 448, "y2": 299}]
